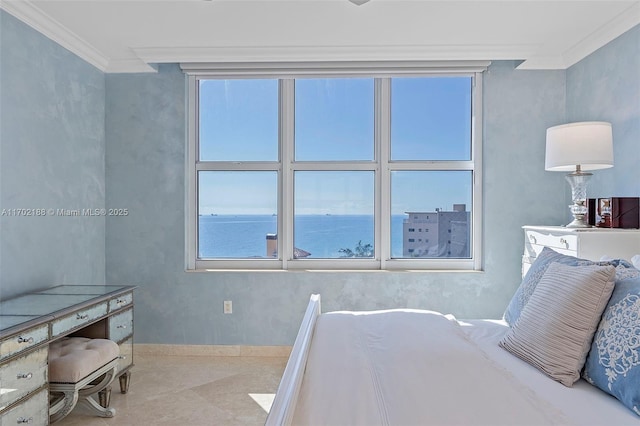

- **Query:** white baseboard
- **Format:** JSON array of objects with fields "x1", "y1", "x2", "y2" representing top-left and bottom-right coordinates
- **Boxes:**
[{"x1": 134, "y1": 344, "x2": 292, "y2": 358}]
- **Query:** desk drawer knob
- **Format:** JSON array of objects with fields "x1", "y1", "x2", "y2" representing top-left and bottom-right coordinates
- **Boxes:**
[
  {"x1": 76, "y1": 313, "x2": 89, "y2": 320},
  {"x1": 116, "y1": 298, "x2": 127, "y2": 306},
  {"x1": 118, "y1": 355, "x2": 127, "y2": 360},
  {"x1": 560, "y1": 238, "x2": 569, "y2": 248},
  {"x1": 17, "y1": 336, "x2": 34, "y2": 344},
  {"x1": 529, "y1": 235, "x2": 537, "y2": 244},
  {"x1": 17, "y1": 418, "x2": 33, "y2": 424},
  {"x1": 17, "y1": 372, "x2": 33, "y2": 380},
  {"x1": 116, "y1": 325, "x2": 127, "y2": 329}
]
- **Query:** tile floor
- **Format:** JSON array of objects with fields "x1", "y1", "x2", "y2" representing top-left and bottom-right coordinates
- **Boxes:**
[{"x1": 57, "y1": 354, "x2": 288, "y2": 426}]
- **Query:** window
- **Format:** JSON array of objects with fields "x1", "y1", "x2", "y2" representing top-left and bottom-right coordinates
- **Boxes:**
[{"x1": 185, "y1": 61, "x2": 486, "y2": 270}]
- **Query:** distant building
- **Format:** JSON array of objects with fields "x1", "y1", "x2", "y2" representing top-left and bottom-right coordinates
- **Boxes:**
[
  {"x1": 403, "y1": 204, "x2": 470, "y2": 258},
  {"x1": 266, "y1": 234, "x2": 311, "y2": 258},
  {"x1": 266, "y1": 234, "x2": 277, "y2": 257}
]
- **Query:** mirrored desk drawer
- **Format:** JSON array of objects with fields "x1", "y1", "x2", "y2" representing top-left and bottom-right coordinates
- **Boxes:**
[
  {"x1": 110, "y1": 292, "x2": 133, "y2": 312},
  {"x1": 51, "y1": 302, "x2": 108, "y2": 337},
  {"x1": 118, "y1": 337, "x2": 134, "y2": 373},
  {"x1": 0, "y1": 346, "x2": 48, "y2": 410},
  {"x1": 0, "y1": 387, "x2": 48, "y2": 425},
  {"x1": 110, "y1": 309, "x2": 133, "y2": 343},
  {"x1": 0, "y1": 322, "x2": 48, "y2": 362}
]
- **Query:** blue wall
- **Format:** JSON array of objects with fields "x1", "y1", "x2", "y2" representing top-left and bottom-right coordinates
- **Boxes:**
[
  {"x1": 0, "y1": 12, "x2": 106, "y2": 300},
  {"x1": 2, "y1": 10, "x2": 637, "y2": 346},
  {"x1": 566, "y1": 24, "x2": 640, "y2": 199}
]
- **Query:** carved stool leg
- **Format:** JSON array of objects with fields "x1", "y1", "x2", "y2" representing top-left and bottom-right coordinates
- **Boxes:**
[
  {"x1": 76, "y1": 365, "x2": 117, "y2": 418},
  {"x1": 49, "y1": 390, "x2": 79, "y2": 424},
  {"x1": 76, "y1": 396, "x2": 116, "y2": 418}
]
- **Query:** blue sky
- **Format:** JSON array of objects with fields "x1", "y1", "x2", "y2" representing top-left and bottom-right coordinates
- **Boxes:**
[{"x1": 198, "y1": 77, "x2": 472, "y2": 216}]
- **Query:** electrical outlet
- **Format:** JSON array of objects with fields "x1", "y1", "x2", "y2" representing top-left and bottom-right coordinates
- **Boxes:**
[{"x1": 223, "y1": 300, "x2": 232, "y2": 314}]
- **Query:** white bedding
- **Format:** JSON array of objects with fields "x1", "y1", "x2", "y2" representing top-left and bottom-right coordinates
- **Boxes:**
[
  {"x1": 460, "y1": 319, "x2": 639, "y2": 426},
  {"x1": 290, "y1": 309, "x2": 639, "y2": 426}
]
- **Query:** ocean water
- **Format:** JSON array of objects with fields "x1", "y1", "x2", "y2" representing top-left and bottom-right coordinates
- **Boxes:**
[{"x1": 198, "y1": 214, "x2": 406, "y2": 258}]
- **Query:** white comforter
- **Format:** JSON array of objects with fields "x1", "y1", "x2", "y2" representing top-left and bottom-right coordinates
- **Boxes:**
[{"x1": 292, "y1": 309, "x2": 570, "y2": 426}]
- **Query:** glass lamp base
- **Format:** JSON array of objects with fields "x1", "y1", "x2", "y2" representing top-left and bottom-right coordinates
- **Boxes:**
[
  {"x1": 565, "y1": 171, "x2": 592, "y2": 228},
  {"x1": 565, "y1": 215, "x2": 591, "y2": 228}
]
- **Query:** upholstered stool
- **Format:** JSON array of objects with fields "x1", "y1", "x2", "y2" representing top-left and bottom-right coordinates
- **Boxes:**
[{"x1": 48, "y1": 337, "x2": 120, "y2": 424}]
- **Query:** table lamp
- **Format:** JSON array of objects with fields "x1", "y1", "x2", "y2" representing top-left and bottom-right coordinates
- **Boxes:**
[{"x1": 545, "y1": 121, "x2": 613, "y2": 228}]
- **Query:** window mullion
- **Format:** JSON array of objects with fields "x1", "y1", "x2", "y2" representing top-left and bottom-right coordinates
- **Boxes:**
[
  {"x1": 195, "y1": 161, "x2": 281, "y2": 171},
  {"x1": 471, "y1": 72, "x2": 483, "y2": 270},
  {"x1": 292, "y1": 162, "x2": 377, "y2": 171},
  {"x1": 187, "y1": 75, "x2": 198, "y2": 270},
  {"x1": 387, "y1": 161, "x2": 475, "y2": 171},
  {"x1": 280, "y1": 79, "x2": 295, "y2": 266},
  {"x1": 377, "y1": 78, "x2": 391, "y2": 268}
]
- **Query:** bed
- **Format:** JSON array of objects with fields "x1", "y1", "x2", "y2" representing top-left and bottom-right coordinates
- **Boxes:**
[{"x1": 266, "y1": 250, "x2": 640, "y2": 426}]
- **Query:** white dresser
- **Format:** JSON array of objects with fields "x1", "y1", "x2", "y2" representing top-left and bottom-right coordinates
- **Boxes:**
[{"x1": 522, "y1": 226, "x2": 640, "y2": 277}]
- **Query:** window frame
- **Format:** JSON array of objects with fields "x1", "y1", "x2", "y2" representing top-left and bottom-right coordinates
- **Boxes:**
[{"x1": 184, "y1": 61, "x2": 487, "y2": 271}]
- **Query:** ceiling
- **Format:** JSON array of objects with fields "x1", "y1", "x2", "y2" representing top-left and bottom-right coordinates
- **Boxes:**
[{"x1": 2, "y1": 0, "x2": 639, "y2": 73}]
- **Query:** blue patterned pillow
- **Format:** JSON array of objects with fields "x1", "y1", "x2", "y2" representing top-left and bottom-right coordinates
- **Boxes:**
[
  {"x1": 612, "y1": 259, "x2": 640, "y2": 281},
  {"x1": 503, "y1": 247, "x2": 597, "y2": 326},
  {"x1": 583, "y1": 275, "x2": 640, "y2": 416}
]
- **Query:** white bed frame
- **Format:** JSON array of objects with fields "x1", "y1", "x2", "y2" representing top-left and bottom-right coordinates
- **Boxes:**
[{"x1": 265, "y1": 294, "x2": 321, "y2": 426}]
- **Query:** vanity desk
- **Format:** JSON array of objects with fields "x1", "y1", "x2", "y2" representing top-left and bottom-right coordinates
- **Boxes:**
[{"x1": 0, "y1": 285, "x2": 135, "y2": 425}]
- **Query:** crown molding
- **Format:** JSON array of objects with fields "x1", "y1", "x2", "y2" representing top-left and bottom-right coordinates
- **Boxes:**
[
  {"x1": 518, "y1": 2, "x2": 640, "y2": 70},
  {"x1": 0, "y1": 0, "x2": 110, "y2": 71},
  {"x1": 561, "y1": 1, "x2": 640, "y2": 69},
  {"x1": 134, "y1": 44, "x2": 537, "y2": 65},
  {"x1": 105, "y1": 58, "x2": 158, "y2": 74},
  {"x1": 515, "y1": 55, "x2": 568, "y2": 70},
  {"x1": 180, "y1": 60, "x2": 491, "y2": 78}
]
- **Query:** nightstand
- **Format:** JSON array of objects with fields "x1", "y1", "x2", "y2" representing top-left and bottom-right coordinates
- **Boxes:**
[{"x1": 522, "y1": 225, "x2": 640, "y2": 277}]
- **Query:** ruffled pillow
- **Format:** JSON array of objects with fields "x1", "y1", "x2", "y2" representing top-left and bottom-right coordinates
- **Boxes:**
[{"x1": 500, "y1": 263, "x2": 616, "y2": 386}]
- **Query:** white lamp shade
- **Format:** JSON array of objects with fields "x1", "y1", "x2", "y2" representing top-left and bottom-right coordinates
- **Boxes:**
[{"x1": 545, "y1": 121, "x2": 614, "y2": 171}]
